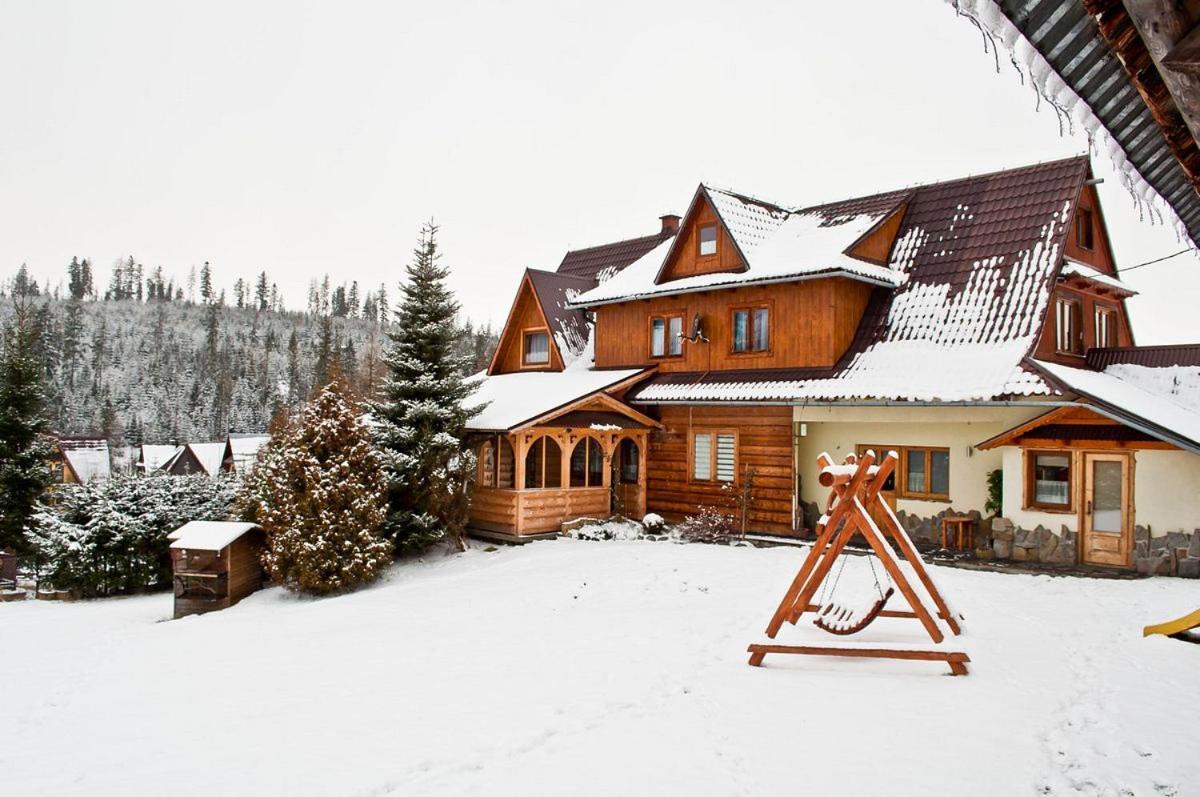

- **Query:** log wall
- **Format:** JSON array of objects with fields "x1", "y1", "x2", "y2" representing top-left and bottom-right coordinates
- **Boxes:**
[{"x1": 646, "y1": 405, "x2": 796, "y2": 534}]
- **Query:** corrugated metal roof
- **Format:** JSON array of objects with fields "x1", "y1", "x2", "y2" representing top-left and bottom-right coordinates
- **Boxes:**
[
  {"x1": 989, "y1": 0, "x2": 1200, "y2": 247},
  {"x1": 1086, "y1": 343, "x2": 1200, "y2": 369}
]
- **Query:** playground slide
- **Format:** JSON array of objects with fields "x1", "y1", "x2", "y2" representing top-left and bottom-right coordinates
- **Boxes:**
[{"x1": 1143, "y1": 608, "x2": 1200, "y2": 638}]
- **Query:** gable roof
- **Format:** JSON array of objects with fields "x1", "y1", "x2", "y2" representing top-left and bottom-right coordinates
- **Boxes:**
[
  {"x1": 137, "y1": 444, "x2": 181, "y2": 472},
  {"x1": 59, "y1": 439, "x2": 111, "y2": 484},
  {"x1": 467, "y1": 362, "x2": 648, "y2": 432},
  {"x1": 557, "y1": 229, "x2": 676, "y2": 284},
  {"x1": 572, "y1": 186, "x2": 908, "y2": 307},
  {"x1": 630, "y1": 156, "x2": 1091, "y2": 403},
  {"x1": 1086, "y1": 343, "x2": 1200, "y2": 370},
  {"x1": 228, "y1": 434, "x2": 270, "y2": 471}
]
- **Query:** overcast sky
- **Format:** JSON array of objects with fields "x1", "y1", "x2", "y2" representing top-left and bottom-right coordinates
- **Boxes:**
[{"x1": 2, "y1": 1, "x2": 1197, "y2": 342}]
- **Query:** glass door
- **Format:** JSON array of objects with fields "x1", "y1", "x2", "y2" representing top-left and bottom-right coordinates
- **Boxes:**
[{"x1": 1081, "y1": 453, "x2": 1131, "y2": 567}]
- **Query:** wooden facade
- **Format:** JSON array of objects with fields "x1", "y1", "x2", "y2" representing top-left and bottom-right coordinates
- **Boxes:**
[
  {"x1": 171, "y1": 526, "x2": 267, "y2": 619},
  {"x1": 592, "y1": 278, "x2": 872, "y2": 371},
  {"x1": 490, "y1": 272, "x2": 565, "y2": 375},
  {"x1": 469, "y1": 425, "x2": 650, "y2": 538},
  {"x1": 645, "y1": 405, "x2": 796, "y2": 534},
  {"x1": 656, "y1": 195, "x2": 746, "y2": 282}
]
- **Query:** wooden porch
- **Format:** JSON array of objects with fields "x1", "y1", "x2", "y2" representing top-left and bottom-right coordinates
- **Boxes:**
[{"x1": 469, "y1": 421, "x2": 651, "y2": 539}]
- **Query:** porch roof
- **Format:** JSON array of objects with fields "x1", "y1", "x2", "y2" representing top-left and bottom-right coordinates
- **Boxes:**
[
  {"x1": 1026, "y1": 360, "x2": 1200, "y2": 454},
  {"x1": 467, "y1": 366, "x2": 649, "y2": 432}
]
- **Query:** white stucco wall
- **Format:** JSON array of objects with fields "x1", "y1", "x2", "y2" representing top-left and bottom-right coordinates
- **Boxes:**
[
  {"x1": 792, "y1": 405, "x2": 1043, "y2": 519},
  {"x1": 1000, "y1": 446, "x2": 1200, "y2": 538}
]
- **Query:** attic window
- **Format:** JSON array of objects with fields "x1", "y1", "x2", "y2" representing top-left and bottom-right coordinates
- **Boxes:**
[
  {"x1": 1076, "y1": 208, "x2": 1094, "y2": 250},
  {"x1": 1095, "y1": 305, "x2": 1117, "y2": 348},
  {"x1": 1055, "y1": 296, "x2": 1083, "y2": 356},
  {"x1": 522, "y1": 330, "x2": 550, "y2": 366},
  {"x1": 698, "y1": 224, "x2": 718, "y2": 257}
]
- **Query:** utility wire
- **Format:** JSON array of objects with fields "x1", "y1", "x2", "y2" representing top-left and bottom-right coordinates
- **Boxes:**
[{"x1": 1116, "y1": 248, "x2": 1196, "y2": 274}]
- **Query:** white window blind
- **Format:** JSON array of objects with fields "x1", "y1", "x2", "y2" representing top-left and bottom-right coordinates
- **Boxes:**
[
  {"x1": 668, "y1": 316, "x2": 683, "y2": 356},
  {"x1": 651, "y1": 318, "x2": 666, "y2": 357},
  {"x1": 716, "y1": 434, "x2": 735, "y2": 482},
  {"x1": 693, "y1": 433, "x2": 712, "y2": 480}
]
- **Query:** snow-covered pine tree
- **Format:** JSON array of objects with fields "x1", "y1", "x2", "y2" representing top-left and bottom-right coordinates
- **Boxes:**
[
  {"x1": 0, "y1": 297, "x2": 53, "y2": 554},
  {"x1": 373, "y1": 222, "x2": 481, "y2": 552},
  {"x1": 240, "y1": 375, "x2": 392, "y2": 595}
]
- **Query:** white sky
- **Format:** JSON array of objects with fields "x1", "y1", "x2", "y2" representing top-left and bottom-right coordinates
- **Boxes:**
[{"x1": 2, "y1": 1, "x2": 1198, "y2": 343}]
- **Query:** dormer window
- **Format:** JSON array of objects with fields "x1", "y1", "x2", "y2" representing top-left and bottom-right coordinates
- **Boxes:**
[
  {"x1": 1095, "y1": 305, "x2": 1117, "y2": 348},
  {"x1": 1055, "y1": 296, "x2": 1083, "y2": 356},
  {"x1": 1076, "y1": 208, "x2": 1094, "y2": 250},
  {"x1": 522, "y1": 330, "x2": 550, "y2": 366},
  {"x1": 698, "y1": 224, "x2": 718, "y2": 257}
]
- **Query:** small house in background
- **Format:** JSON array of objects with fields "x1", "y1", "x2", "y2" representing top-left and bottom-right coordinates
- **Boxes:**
[
  {"x1": 49, "y1": 438, "x2": 111, "y2": 485},
  {"x1": 228, "y1": 434, "x2": 270, "y2": 473},
  {"x1": 162, "y1": 441, "x2": 234, "y2": 477},
  {"x1": 168, "y1": 521, "x2": 267, "y2": 619},
  {"x1": 135, "y1": 444, "x2": 182, "y2": 474}
]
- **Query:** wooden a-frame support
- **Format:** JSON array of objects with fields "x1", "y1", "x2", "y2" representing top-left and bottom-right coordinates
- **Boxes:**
[{"x1": 747, "y1": 450, "x2": 970, "y2": 676}]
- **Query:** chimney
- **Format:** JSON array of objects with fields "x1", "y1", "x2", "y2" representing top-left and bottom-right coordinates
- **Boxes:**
[{"x1": 659, "y1": 214, "x2": 681, "y2": 235}]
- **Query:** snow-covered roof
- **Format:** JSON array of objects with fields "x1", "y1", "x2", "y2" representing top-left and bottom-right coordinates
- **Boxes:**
[
  {"x1": 1035, "y1": 360, "x2": 1200, "y2": 452},
  {"x1": 138, "y1": 444, "x2": 181, "y2": 471},
  {"x1": 186, "y1": 442, "x2": 230, "y2": 476},
  {"x1": 571, "y1": 187, "x2": 905, "y2": 307},
  {"x1": 624, "y1": 158, "x2": 1092, "y2": 404},
  {"x1": 525, "y1": 269, "x2": 593, "y2": 366},
  {"x1": 468, "y1": 347, "x2": 646, "y2": 431},
  {"x1": 168, "y1": 521, "x2": 262, "y2": 552},
  {"x1": 228, "y1": 435, "x2": 270, "y2": 471},
  {"x1": 59, "y1": 440, "x2": 111, "y2": 484},
  {"x1": 1060, "y1": 259, "x2": 1137, "y2": 296}
]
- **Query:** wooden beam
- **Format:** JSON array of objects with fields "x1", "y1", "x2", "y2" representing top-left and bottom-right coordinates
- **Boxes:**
[
  {"x1": 1161, "y1": 22, "x2": 1200, "y2": 75},
  {"x1": 747, "y1": 644, "x2": 970, "y2": 676}
]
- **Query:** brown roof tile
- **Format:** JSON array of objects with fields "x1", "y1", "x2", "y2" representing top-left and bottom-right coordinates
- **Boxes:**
[{"x1": 556, "y1": 230, "x2": 675, "y2": 284}]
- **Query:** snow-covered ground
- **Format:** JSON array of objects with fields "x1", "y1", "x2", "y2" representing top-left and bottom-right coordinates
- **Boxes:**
[{"x1": 4, "y1": 540, "x2": 1197, "y2": 796}]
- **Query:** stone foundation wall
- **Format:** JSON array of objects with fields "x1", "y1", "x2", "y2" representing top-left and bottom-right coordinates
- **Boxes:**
[{"x1": 802, "y1": 499, "x2": 1200, "y2": 578}]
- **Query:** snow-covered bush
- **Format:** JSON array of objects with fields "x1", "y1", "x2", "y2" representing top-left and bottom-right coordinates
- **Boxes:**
[
  {"x1": 566, "y1": 518, "x2": 648, "y2": 541},
  {"x1": 28, "y1": 474, "x2": 237, "y2": 596},
  {"x1": 641, "y1": 513, "x2": 666, "y2": 531},
  {"x1": 674, "y1": 506, "x2": 738, "y2": 545},
  {"x1": 242, "y1": 378, "x2": 392, "y2": 595}
]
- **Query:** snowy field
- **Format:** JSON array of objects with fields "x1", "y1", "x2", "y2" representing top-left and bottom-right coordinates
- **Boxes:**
[{"x1": 3, "y1": 539, "x2": 1198, "y2": 796}]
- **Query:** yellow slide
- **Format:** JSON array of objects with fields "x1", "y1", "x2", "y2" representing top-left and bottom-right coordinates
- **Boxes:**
[{"x1": 1143, "y1": 608, "x2": 1200, "y2": 638}]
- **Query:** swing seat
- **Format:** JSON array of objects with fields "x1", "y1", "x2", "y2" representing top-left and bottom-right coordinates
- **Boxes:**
[{"x1": 813, "y1": 587, "x2": 895, "y2": 636}]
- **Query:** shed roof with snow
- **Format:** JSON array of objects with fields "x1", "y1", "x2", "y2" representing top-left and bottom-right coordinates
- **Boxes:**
[{"x1": 169, "y1": 521, "x2": 263, "y2": 552}]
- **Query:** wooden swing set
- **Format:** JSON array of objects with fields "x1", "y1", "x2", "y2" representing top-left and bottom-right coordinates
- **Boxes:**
[{"x1": 747, "y1": 450, "x2": 970, "y2": 675}]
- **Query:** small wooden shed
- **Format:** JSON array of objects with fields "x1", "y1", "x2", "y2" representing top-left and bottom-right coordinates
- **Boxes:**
[{"x1": 168, "y1": 521, "x2": 267, "y2": 619}]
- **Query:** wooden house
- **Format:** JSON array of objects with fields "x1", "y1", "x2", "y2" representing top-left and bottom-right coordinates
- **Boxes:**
[
  {"x1": 168, "y1": 521, "x2": 267, "y2": 619},
  {"x1": 467, "y1": 156, "x2": 1200, "y2": 576},
  {"x1": 162, "y1": 440, "x2": 235, "y2": 477},
  {"x1": 134, "y1": 444, "x2": 182, "y2": 474},
  {"x1": 49, "y1": 438, "x2": 111, "y2": 485}
]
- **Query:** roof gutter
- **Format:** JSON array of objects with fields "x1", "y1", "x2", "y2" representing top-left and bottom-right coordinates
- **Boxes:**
[
  {"x1": 628, "y1": 398, "x2": 1071, "y2": 409},
  {"x1": 567, "y1": 268, "x2": 902, "y2": 310}
]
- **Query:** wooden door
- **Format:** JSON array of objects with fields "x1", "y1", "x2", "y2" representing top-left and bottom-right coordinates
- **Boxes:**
[{"x1": 1080, "y1": 452, "x2": 1132, "y2": 568}]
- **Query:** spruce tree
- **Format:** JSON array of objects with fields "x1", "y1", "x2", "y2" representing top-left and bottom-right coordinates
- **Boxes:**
[
  {"x1": 0, "y1": 297, "x2": 53, "y2": 554},
  {"x1": 373, "y1": 222, "x2": 481, "y2": 552},
  {"x1": 238, "y1": 376, "x2": 392, "y2": 595}
]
